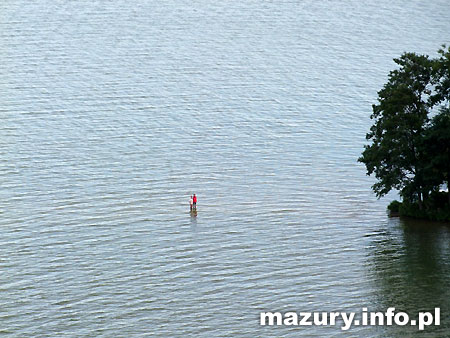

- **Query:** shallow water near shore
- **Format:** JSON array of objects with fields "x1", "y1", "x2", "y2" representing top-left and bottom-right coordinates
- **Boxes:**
[{"x1": 1, "y1": 0, "x2": 450, "y2": 337}]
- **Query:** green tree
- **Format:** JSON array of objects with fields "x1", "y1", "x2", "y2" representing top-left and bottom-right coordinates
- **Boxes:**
[
  {"x1": 427, "y1": 45, "x2": 450, "y2": 203},
  {"x1": 431, "y1": 45, "x2": 450, "y2": 106},
  {"x1": 423, "y1": 108, "x2": 450, "y2": 204},
  {"x1": 358, "y1": 53, "x2": 434, "y2": 208}
]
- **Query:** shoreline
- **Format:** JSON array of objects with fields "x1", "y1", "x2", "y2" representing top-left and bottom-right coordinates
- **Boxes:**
[{"x1": 388, "y1": 199, "x2": 450, "y2": 224}]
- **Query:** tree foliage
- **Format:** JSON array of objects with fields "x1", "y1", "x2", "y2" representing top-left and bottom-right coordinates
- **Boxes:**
[
  {"x1": 359, "y1": 46, "x2": 450, "y2": 213},
  {"x1": 423, "y1": 108, "x2": 450, "y2": 195}
]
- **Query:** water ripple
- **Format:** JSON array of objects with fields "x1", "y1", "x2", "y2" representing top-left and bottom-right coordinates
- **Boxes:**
[{"x1": 2, "y1": 0, "x2": 450, "y2": 337}]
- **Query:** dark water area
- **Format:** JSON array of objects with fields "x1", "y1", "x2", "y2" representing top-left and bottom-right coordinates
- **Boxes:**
[
  {"x1": 367, "y1": 217, "x2": 450, "y2": 337},
  {"x1": 1, "y1": 0, "x2": 450, "y2": 337}
]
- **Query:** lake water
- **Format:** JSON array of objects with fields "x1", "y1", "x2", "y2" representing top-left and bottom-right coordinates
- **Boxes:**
[{"x1": 1, "y1": 0, "x2": 450, "y2": 337}]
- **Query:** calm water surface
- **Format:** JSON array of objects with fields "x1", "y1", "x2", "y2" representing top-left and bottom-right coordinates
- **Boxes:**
[{"x1": 1, "y1": 1, "x2": 450, "y2": 337}]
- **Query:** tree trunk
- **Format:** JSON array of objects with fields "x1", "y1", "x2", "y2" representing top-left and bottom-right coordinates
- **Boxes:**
[{"x1": 418, "y1": 191, "x2": 423, "y2": 210}]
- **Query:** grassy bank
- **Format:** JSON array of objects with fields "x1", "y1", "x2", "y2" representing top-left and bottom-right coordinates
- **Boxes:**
[{"x1": 388, "y1": 192, "x2": 450, "y2": 222}]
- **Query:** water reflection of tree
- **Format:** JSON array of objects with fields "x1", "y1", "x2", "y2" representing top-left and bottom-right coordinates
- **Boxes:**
[{"x1": 367, "y1": 218, "x2": 450, "y2": 337}]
